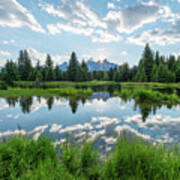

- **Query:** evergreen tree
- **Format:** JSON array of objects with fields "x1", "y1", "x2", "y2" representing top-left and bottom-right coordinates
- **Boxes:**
[
  {"x1": 67, "y1": 52, "x2": 79, "y2": 81},
  {"x1": 151, "y1": 64, "x2": 158, "y2": 82},
  {"x1": 175, "y1": 66, "x2": 180, "y2": 82},
  {"x1": 45, "y1": 54, "x2": 55, "y2": 81},
  {"x1": 142, "y1": 44, "x2": 154, "y2": 82},
  {"x1": 80, "y1": 60, "x2": 88, "y2": 81},
  {"x1": 2, "y1": 60, "x2": 19, "y2": 85},
  {"x1": 108, "y1": 68, "x2": 114, "y2": 81},
  {"x1": 24, "y1": 50, "x2": 32, "y2": 81},
  {"x1": 18, "y1": 50, "x2": 25, "y2": 80}
]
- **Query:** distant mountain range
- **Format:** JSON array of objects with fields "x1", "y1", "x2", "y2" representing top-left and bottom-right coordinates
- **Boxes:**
[{"x1": 59, "y1": 59, "x2": 119, "y2": 71}]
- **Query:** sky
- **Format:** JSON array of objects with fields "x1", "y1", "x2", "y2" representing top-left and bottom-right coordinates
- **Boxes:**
[{"x1": 0, "y1": 0, "x2": 180, "y2": 66}]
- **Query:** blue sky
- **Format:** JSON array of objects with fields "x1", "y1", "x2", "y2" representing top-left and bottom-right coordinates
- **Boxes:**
[{"x1": 0, "y1": 0, "x2": 180, "y2": 66}]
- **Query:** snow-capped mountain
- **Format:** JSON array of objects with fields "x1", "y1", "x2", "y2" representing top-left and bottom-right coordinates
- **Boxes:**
[
  {"x1": 59, "y1": 59, "x2": 119, "y2": 71},
  {"x1": 87, "y1": 59, "x2": 118, "y2": 71},
  {"x1": 59, "y1": 62, "x2": 68, "y2": 71}
]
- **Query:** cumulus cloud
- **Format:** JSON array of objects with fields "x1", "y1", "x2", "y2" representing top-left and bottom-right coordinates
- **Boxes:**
[
  {"x1": 29, "y1": 125, "x2": 48, "y2": 140},
  {"x1": 105, "y1": 1, "x2": 160, "y2": 34},
  {"x1": 0, "y1": 51, "x2": 11, "y2": 56},
  {"x1": 41, "y1": 0, "x2": 162, "y2": 43},
  {"x1": 107, "y1": 2, "x2": 116, "y2": 9},
  {"x1": 121, "y1": 51, "x2": 128, "y2": 56},
  {"x1": 40, "y1": 0, "x2": 106, "y2": 28},
  {"x1": 0, "y1": 0, "x2": 45, "y2": 33},
  {"x1": 3, "y1": 40, "x2": 15, "y2": 45},
  {"x1": 0, "y1": 130, "x2": 26, "y2": 139},
  {"x1": 128, "y1": 19, "x2": 180, "y2": 45},
  {"x1": 27, "y1": 48, "x2": 69, "y2": 65},
  {"x1": 47, "y1": 23, "x2": 94, "y2": 36}
]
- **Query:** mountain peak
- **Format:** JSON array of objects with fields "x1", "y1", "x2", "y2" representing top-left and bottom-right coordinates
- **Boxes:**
[{"x1": 59, "y1": 59, "x2": 119, "y2": 71}]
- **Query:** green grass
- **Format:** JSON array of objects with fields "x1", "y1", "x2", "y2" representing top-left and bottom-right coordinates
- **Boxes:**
[
  {"x1": 120, "y1": 82, "x2": 180, "y2": 89},
  {"x1": 1, "y1": 136, "x2": 180, "y2": 179},
  {"x1": 0, "y1": 87, "x2": 93, "y2": 97},
  {"x1": 11, "y1": 81, "x2": 117, "y2": 89},
  {"x1": 114, "y1": 88, "x2": 179, "y2": 104}
]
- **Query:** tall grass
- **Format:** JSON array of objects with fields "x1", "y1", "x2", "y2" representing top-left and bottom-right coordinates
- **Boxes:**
[
  {"x1": 1, "y1": 136, "x2": 180, "y2": 179},
  {"x1": 0, "y1": 87, "x2": 93, "y2": 97},
  {"x1": 114, "y1": 88, "x2": 179, "y2": 104}
]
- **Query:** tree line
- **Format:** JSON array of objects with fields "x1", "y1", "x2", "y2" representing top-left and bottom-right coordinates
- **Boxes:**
[{"x1": 1, "y1": 44, "x2": 180, "y2": 84}]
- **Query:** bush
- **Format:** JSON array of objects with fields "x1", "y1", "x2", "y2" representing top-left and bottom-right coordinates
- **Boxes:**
[
  {"x1": 0, "y1": 82, "x2": 8, "y2": 90},
  {"x1": 1, "y1": 136, "x2": 180, "y2": 179}
]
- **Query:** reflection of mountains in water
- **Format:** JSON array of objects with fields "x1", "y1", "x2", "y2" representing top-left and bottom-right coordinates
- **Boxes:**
[
  {"x1": 90, "y1": 92, "x2": 111, "y2": 101},
  {"x1": 3, "y1": 90, "x2": 179, "y2": 122}
]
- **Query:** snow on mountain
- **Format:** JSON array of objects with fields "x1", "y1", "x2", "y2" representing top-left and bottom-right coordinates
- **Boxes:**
[{"x1": 59, "y1": 59, "x2": 119, "y2": 71}]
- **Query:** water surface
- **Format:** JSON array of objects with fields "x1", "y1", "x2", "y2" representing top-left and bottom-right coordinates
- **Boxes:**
[{"x1": 0, "y1": 91, "x2": 180, "y2": 152}]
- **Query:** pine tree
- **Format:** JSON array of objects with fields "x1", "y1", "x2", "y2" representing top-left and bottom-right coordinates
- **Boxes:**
[
  {"x1": 45, "y1": 54, "x2": 55, "y2": 81},
  {"x1": 142, "y1": 44, "x2": 154, "y2": 82},
  {"x1": 24, "y1": 50, "x2": 32, "y2": 81},
  {"x1": 67, "y1": 52, "x2": 79, "y2": 81},
  {"x1": 108, "y1": 68, "x2": 114, "y2": 81},
  {"x1": 2, "y1": 60, "x2": 19, "y2": 85},
  {"x1": 80, "y1": 60, "x2": 88, "y2": 81}
]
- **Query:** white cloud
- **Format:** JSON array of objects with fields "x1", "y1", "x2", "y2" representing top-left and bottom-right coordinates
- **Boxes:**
[
  {"x1": 40, "y1": 0, "x2": 106, "y2": 28},
  {"x1": 128, "y1": 18, "x2": 180, "y2": 46},
  {"x1": 0, "y1": 130, "x2": 26, "y2": 139},
  {"x1": 3, "y1": 40, "x2": 15, "y2": 45},
  {"x1": 50, "y1": 124, "x2": 62, "y2": 133},
  {"x1": 121, "y1": 51, "x2": 128, "y2": 56},
  {"x1": 107, "y1": 2, "x2": 116, "y2": 9},
  {"x1": 173, "y1": 52, "x2": 180, "y2": 57},
  {"x1": 27, "y1": 48, "x2": 69, "y2": 65},
  {"x1": 41, "y1": 0, "x2": 162, "y2": 43},
  {"x1": 0, "y1": 0, "x2": 45, "y2": 33},
  {"x1": 0, "y1": 51, "x2": 11, "y2": 56},
  {"x1": 47, "y1": 23, "x2": 94, "y2": 36},
  {"x1": 105, "y1": 1, "x2": 160, "y2": 34},
  {"x1": 92, "y1": 30, "x2": 122, "y2": 43}
]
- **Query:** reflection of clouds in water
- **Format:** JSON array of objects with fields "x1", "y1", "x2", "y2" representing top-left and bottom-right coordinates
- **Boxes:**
[
  {"x1": 115, "y1": 125, "x2": 151, "y2": 140},
  {"x1": 59, "y1": 123, "x2": 93, "y2": 134},
  {"x1": 7, "y1": 114, "x2": 20, "y2": 119},
  {"x1": 92, "y1": 117, "x2": 120, "y2": 129},
  {"x1": 101, "y1": 136, "x2": 117, "y2": 144},
  {"x1": 53, "y1": 114, "x2": 180, "y2": 147},
  {"x1": 30, "y1": 97, "x2": 68, "y2": 112},
  {"x1": 29, "y1": 125, "x2": 48, "y2": 140},
  {"x1": 88, "y1": 129, "x2": 106, "y2": 141},
  {"x1": 0, "y1": 104, "x2": 9, "y2": 110},
  {"x1": 49, "y1": 124, "x2": 62, "y2": 133},
  {"x1": 124, "y1": 114, "x2": 180, "y2": 143},
  {"x1": 84, "y1": 97, "x2": 126, "y2": 113},
  {"x1": 0, "y1": 130, "x2": 26, "y2": 138},
  {"x1": 53, "y1": 116, "x2": 120, "y2": 145},
  {"x1": 0, "y1": 125, "x2": 49, "y2": 141}
]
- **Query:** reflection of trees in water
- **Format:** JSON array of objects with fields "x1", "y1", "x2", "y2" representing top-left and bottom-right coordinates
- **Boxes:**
[
  {"x1": 46, "y1": 97, "x2": 54, "y2": 110},
  {"x1": 3, "y1": 88, "x2": 178, "y2": 121},
  {"x1": 5, "y1": 97, "x2": 19, "y2": 107},
  {"x1": 133, "y1": 100, "x2": 178, "y2": 122},
  {"x1": 69, "y1": 98, "x2": 79, "y2": 114},
  {"x1": 19, "y1": 96, "x2": 33, "y2": 114}
]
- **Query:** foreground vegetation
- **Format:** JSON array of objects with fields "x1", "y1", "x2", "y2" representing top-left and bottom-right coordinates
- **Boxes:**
[
  {"x1": 0, "y1": 87, "x2": 93, "y2": 97},
  {"x1": 1, "y1": 136, "x2": 180, "y2": 180}
]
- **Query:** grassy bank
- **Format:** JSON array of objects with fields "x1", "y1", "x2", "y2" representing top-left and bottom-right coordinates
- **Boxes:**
[
  {"x1": 1, "y1": 136, "x2": 180, "y2": 180},
  {"x1": 120, "y1": 82, "x2": 180, "y2": 89},
  {"x1": 11, "y1": 81, "x2": 180, "y2": 89},
  {"x1": 114, "y1": 88, "x2": 179, "y2": 104},
  {"x1": 11, "y1": 81, "x2": 117, "y2": 89},
  {"x1": 0, "y1": 87, "x2": 93, "y2": 97}
]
